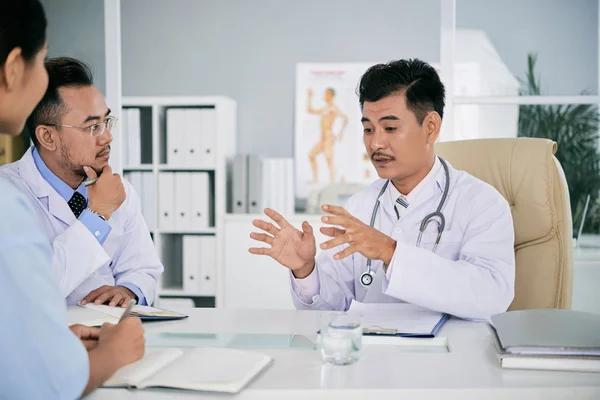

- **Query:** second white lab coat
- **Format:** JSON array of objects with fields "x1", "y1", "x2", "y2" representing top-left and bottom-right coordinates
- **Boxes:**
[
  {"x1": 0, "y1": 148, "x2": 163, "y2": 305},
  {"x1": 291, "y1": 159, "x2": 515, "y2": 321}
]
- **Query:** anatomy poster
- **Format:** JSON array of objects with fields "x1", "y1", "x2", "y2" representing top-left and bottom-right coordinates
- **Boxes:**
[{"x1": 294, "y1": 63, "x2": 377, "y2": 200}]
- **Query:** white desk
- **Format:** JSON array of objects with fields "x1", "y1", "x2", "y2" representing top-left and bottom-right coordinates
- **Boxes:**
[{"x1": 88, "y1": 308, "x2": 600, "y2": 400}]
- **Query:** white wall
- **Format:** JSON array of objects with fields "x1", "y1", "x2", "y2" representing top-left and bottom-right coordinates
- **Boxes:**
[
  {"x1": 120, "y1": 0, "x2": 441, "y2": 157},
  {"x1": 41, "y1": 0, "x2": 106, "y2": 94}
]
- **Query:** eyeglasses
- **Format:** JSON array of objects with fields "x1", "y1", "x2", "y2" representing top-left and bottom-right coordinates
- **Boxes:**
[{"x1": 44, "y1": 116, "x2": 118, "y2": 138}]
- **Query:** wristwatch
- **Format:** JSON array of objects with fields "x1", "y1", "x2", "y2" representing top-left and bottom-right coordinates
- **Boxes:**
[{"x1": 86, "y1": 207, "x2": 107, "y2": 221}]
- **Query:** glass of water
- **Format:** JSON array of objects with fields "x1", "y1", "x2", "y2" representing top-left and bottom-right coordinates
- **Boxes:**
[{"x1": 318, "y1": 312, "x2": 362, "y2": 365}]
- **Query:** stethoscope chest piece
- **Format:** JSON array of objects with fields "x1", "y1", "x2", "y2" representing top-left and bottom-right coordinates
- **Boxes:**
[{"x1": 360, "y1": 271, "x2": 374, "y2": 287}]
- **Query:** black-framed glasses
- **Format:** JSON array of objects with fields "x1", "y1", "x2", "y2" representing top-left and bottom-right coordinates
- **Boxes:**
[{"x1": 44, "y1": 116, "x2": 118, "y2": 138}]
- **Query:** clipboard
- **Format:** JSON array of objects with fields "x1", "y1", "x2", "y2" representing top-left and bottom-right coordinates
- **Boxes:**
[
  {"x1": 69, "y1": 304, "x2": 188, "y2": 327},
  {"x1": 362, "y1": 313, "x2": 450, "y2": 338}
]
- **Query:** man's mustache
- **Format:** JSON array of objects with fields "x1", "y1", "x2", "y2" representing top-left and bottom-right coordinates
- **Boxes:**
[
  {"x1": 371, "y1": 151, "x2": 395, "y2": 160},
  {"x1": 96, "y1": 145, "x2": 111, "y2": 157}
]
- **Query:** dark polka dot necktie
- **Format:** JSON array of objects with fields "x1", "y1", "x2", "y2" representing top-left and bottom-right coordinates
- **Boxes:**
[{"x1": 68, "y1": 191, "x2": 87, "y2": 218}]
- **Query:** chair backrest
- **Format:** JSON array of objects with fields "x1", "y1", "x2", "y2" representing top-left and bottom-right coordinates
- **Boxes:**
[{"x1": 434, "y1": 138, "x2": 573, "y2": 309}]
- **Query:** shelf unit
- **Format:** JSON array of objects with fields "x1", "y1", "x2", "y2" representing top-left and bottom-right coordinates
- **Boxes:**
[{"x1": 120, "y1": 96, "x2": 236, "y2": 307}]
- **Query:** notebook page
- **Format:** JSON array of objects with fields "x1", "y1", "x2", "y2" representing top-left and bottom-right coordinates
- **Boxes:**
[
  {"x1": 67, "y1": 306, "x2": 119, "y2": 327},
  {"x1": 140, "y1": 347, "x2": 272, "y2": 393},
  {"x1": 103, "y1": 348, "x2": 184, "y2": 387},
  {"x1": 348, "y1": 302, "x2": 445, "y2": 335}
]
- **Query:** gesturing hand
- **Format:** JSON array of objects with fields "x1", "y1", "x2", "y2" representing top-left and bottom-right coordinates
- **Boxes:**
[
  {"x1": 249, "y1": 208, "x2": 317, "y2": 278},
  {"x1": 319, "y1": 205, "x2": 397, "y2": 265}
]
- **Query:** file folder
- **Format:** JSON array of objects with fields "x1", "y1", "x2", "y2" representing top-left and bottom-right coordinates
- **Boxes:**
[
  {"x1": 142, "y1": 172, "x2": 156, "y2": 230},
  {"x1": 190, "y1": 172, "x2": 210, "y2": 229},
  {"x1": 183, "y1": 235, "x2": 202, "y2": 293},
  {"x1": 186, "y1": 108, "x2": 203, "y2": 166},
  {"x1": 175, "y1": 172, "x2": 192, "y2": 232},
  {"x1": 232, "y1": 154, "x2": 248, "y2": 213},
  {"x1": 121, "y1": 109, "x2": 129, "y2": 165},
  {"x1": 199, "y1": 235, "x2": 217, "y2": 296},
  {"x1": 166, "y1": 109, "x2": 185, "y2": 165},
  {"x1": 158, "y1": 172, "x2": 175, "y2": 230},
  {"x1": 128, "y1": 108, "x2": 141, "y2": 165},
  {"x1": 247, "y1": 154, "x2": 262, "y2": 214},
  {"x1": 200, "y1": 108, "x2": 217, "y2": 168}
]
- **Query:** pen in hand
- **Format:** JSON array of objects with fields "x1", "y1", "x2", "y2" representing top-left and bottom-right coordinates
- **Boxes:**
[
  {"x1": 119, "y1": 299, "x2": 137, "y2": 323},
  {"x1": 82, "y1": 177, "x2": 98, "y2": 187}
]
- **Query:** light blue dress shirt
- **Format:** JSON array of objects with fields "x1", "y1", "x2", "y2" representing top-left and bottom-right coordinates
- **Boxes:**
[
  {"x1": 0, "y1": 178, "x2": 89, "y2": 399},
  {"x1": 31, "y1": 148, "x2": 146, "y2": 305}
]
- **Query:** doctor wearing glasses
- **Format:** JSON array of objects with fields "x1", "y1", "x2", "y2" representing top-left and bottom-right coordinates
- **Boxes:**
[
  {"x1": 0, "y1": 57, "x2": 163, "y2": 307},
  {"x1": 250, "y1": 59, "x2": 515, "y2": 320}
]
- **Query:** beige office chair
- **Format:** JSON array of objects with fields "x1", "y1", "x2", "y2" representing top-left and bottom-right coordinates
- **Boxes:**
[{"x1": 435, "y1": 138, "x2": 573, "y2": 310}]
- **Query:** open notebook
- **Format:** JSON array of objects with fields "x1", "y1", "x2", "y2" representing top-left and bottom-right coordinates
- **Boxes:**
[
  {"x1": 103, "y1": 347, "x2": 272, "y2": 393},
  {"x1": 67, "y1": 303, "x2": 188, "y2": 326}
]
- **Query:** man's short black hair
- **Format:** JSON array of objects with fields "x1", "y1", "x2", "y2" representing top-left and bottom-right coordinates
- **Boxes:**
[
  {"x1": 26, "y1": 57, "x2": 94, "y2": 148},
  {"x1": 0, "y1": 0, "x2": 47, "y2": 67},
  {"x1": 357, "y1": 59, "x2": 445, "y2": 124}
]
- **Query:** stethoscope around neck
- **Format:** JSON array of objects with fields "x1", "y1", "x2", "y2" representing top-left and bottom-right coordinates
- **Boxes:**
[{"x1": 359, "y1": 156, "x2": 451, "y2": 288}]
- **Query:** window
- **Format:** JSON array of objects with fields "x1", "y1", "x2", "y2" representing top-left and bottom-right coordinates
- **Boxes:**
[{"x1": 443, "y1": 0, "x2": 600, "y2": 314}]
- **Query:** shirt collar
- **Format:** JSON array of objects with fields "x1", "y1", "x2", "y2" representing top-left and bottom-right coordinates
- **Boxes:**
[
  {"x1": 387, "y1": 156, "x2": 442, "y2": 206},
  {"x1": 32, "y1": 147, "x2": 88, "y2": 202}
]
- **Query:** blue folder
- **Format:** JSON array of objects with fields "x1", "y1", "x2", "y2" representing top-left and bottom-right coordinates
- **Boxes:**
[
  {"x1": 361, "y1": 313, "x2": 450, "y2": 338},
  {"x1": 128, "y1": 309, "x2": 189, "y2": 322}
]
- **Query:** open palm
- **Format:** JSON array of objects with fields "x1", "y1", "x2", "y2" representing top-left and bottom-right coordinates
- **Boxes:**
[{"x1": 249, "y1": 208, "x2": 316, "y2": 272}]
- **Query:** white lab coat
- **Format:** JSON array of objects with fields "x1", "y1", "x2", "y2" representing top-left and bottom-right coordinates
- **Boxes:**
[
  {"x1": 0, "y1": 148, "x2": 163, "y2": 305},
  {"x1": 291, "y1": 159, "x2": 515, "y2": 321}
]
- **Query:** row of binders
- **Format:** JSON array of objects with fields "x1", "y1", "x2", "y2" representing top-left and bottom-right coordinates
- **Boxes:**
[
  {"x1": 166, "y1": 108, "x2": 217, "y2": 167},
  {"x1": 181, "y1": 235, "x2": 216, "y2": 295},
  {"x1": 125, "y1": 171, "x2": 212, "y2": 232},
  {"x1": 232, "y1": 155, "x2": 295, "y2": 215},
  {"x1": 158, "y1": 172, "x2": 212, "y2": 232},
  {"x1": 125, "y1": 172, "x2": 156, "y2": 230}
]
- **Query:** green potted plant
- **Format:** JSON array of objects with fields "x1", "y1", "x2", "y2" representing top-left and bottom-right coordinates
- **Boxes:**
[{"x1": 517, "y1": 53, "x2": 600, "y2": 234}]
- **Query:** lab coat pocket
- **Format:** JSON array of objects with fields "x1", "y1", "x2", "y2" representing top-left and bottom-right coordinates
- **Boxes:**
[{"x1": 417, "y1": 230, "x2": 463, "y2": 259}]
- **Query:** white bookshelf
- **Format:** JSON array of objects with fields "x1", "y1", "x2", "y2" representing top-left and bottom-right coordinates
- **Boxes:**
[{"x1": 120, "y1": 96, "x2": 236, "y2": 306}]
